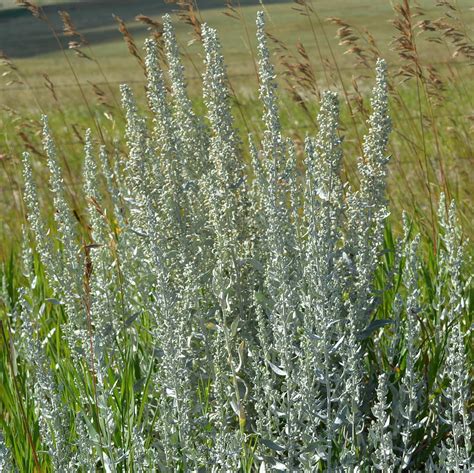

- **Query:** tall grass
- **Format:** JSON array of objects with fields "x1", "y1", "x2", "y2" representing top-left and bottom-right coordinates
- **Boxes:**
[{"x1": 0, "y1": 11, "x2": 471, "y2": 472}]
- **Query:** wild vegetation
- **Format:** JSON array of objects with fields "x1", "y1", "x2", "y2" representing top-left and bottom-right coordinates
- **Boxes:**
[{"x1": 0, "y1": 7, "x2": 472, "y2": 471}]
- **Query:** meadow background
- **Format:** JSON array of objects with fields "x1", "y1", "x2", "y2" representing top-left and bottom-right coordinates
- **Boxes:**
[{"x1": 0, "y1": 0, "x2": 473, "y2": 253}]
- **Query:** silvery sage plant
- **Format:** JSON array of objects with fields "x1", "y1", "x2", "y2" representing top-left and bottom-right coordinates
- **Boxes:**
[{"x1": 1, "y1": 11, "x2": 470, "y2": 473}]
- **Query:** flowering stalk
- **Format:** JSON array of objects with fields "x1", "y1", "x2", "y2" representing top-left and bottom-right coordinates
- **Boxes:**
[
  {"x1": 369, "y1": 373, "x2": 396, "y2": 472},
  {"x1": 255, "y1": 11, "x2": 300, "y2": 469},
  {"x1": 438, "y1": 196, "x2": 471, "y2": 471},
  {"x1": 301, "y1": 90, "x2": 345, "y2": 469},
  {"x1": 399, "y1": 227, "x2": 422, "y2": 468},
  {"x1": 342, "y1": 58, "x2": 391, "y2": 467}
]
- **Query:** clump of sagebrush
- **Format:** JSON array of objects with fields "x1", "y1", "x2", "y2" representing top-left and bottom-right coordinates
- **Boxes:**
[{"x1": 0, "y1": 11, "x2": 470, "y2": 473}]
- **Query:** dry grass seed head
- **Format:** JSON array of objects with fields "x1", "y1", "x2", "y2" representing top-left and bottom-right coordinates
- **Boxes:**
[
  {"x1": 15, "y1": 0, "x2": 45, "y2": 20},
  {"x1": 168, "y1": 0, "x2": 202, "y2": 40},
  {"x1": 114, "y1": 15, "x2": 146, "y2": 72},
  {"x1": 135, "y1": 15, "x2": 166, "y2": 63}
]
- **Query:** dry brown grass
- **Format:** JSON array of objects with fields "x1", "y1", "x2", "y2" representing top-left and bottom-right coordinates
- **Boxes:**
[{"x1": 114, "y1": 14, "x2": 146, "y2": 72}]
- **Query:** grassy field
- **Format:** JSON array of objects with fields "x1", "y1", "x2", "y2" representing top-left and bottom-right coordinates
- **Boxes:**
[
  {"x1": 0, "y1": 0, "x2": 473, "y2": 252},
  {"x1": 1, "y1": 1, "x2": 473, "y2": 96}
]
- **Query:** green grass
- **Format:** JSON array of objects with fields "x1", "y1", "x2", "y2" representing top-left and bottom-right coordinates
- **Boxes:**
[{"x1": 1, "y1": 1, "x2": 473, "y2": 99}]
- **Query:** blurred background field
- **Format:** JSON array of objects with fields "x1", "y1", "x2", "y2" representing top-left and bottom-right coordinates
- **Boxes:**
[{"x1": 0, "y1": 0, "x2": 473, "y2": 255}]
